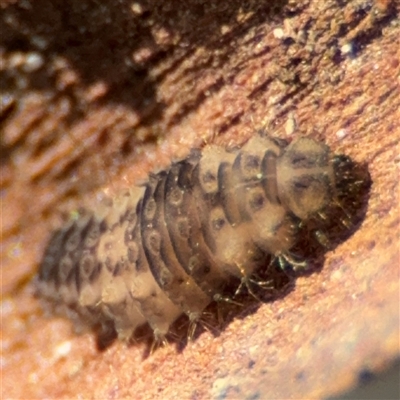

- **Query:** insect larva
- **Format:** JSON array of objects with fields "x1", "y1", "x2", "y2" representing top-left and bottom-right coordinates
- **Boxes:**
[{"x1": 35, "y1": 132, "x2": 369, "y2": 343}]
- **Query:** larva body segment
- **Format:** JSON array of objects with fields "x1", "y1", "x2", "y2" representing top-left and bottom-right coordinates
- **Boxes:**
[{"x1": 36, "y1": 133, "x2": 368, "y2": 341}]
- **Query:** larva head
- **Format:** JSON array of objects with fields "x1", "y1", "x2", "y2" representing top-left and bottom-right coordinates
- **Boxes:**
[{"x1": 276, "y1": 138, "x2": 335, "y2": 220}]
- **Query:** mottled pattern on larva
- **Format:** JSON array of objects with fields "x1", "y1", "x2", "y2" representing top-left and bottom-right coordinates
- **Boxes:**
[{"x1": 36, "y1": 133, "x2": 369, "y2": 342}]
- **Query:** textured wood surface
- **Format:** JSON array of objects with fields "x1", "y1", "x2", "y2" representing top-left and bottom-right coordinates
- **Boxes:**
[{"x1": 1, "y1": 0, "x2": 399, "y2": 399}]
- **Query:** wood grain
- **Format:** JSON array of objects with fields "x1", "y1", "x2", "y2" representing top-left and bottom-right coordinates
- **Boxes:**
[{"x1": 1, "y1": 0, "x2": 399, "y2": 398}]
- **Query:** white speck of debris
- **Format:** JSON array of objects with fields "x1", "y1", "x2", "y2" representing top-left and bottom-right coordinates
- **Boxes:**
[
  {"x1": 248, "y1": 345, "x2": 259, "y2": 358},
  {"x1": 23, "y1": 52, "x2": 44, "y2": 72},
  {"x1": 221, "y1": 24, "x2": 231, "y2": 35},
  {"x1": 331, "y1": 269, "x2": 344, "y2": 281},
  {"x1": 273, "y1": 28, "x2": 285, "y2": 39},
  {"x1": 131, "y1": 2, "x2": 144, "y2": 15},
  {"x1": 336, "y1": 128, "x2": 348, "y2": 140},
  {"x1": 285, "y1": 112, "x2": 297, "y2": 136},
  {"x1": 54, "y1": 340, "x2": 72, "y2": 359},
  {"x1": 341, "y1": 42, "x2": 354, "y2": 56}
]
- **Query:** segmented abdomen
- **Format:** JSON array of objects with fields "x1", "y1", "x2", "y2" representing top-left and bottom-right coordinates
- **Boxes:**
[{"x1": 36, "y1": 133, "x2": 366, "y2": 341}]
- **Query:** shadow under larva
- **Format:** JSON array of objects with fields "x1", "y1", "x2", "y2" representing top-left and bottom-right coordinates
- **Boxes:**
[{"x1": 34, "y1": 132, "x2": 371, "y2": 352}]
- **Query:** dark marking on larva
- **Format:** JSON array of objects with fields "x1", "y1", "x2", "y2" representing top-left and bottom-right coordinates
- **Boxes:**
[{"x1": 35, "y1": 133, "x2": 370, "y2": 348}]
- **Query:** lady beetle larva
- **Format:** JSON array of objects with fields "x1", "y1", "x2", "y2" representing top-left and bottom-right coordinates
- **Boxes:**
[{"x1": 35, "y1": 132, "x2": 369, "y2": 343}]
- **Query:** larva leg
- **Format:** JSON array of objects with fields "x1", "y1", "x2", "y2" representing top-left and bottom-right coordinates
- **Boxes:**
[
  {"x1": 276, "y1": 252, "x2": 308, "y2": 272},
  {"x1": 213, "y1": 293, "x2": 243, "y2": 306},
  {"x1": 101, "y1": 298, "x2": 147, "y2": 341},
  {"x1": 187, "y1": 317, "x2": 199, "y2": 342},
  {"x1": 150, "y1": 334, "x2": 169, "y2": 354}
]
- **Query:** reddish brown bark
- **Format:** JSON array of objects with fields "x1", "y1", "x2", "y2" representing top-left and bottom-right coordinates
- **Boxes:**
[{"x1": 1, "y1": 0, "x2": 399, "y2": 398}]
